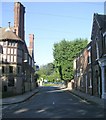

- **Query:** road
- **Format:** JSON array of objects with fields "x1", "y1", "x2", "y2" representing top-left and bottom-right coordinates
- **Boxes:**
[{"x1": 2, "y1": 86, "x2": 104, "y2": 118}]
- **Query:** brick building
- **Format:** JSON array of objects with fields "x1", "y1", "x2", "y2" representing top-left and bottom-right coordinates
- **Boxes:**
[
  {"x1": 74, "y1": 13, "x2": 106, "y2": 99},
  {"x1": 14, "y1": 2, "x2": 25, "y2": 41},
  {"x1": 0, "y1": 2, "x2": 36, "y2": 95},
  {"x1": 91, "y1": 13, "x2": 106, "y2": 99},
  {"x1": 74, "y1": 42, "x2": 92, "y2": 95}
]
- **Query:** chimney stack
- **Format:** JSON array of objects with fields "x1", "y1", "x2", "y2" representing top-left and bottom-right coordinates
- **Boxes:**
[
  {"x1": 29, "y1": 34, "x2": 34, "y2": 58},
  {"x1": 14, "y1": 2, "x2": 25, "y2": 40}
]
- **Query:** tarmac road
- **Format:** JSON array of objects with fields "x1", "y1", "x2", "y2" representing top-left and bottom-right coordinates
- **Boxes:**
[{"x1": 2, "y1": 86, "x2": 104, "y2": 118}]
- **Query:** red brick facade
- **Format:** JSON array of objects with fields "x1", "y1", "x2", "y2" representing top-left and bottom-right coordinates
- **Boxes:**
[
  {"x1": 74, "y1": 42, "x2": 92, "y2": 95},
  {"x1": 74, "y1": 13, "x2": 106, "y2": 99},
  {"x1": 91, "y1": 13, "x2": 106, "y2": 99},
  {"x1": 14, "y1": 2, "x2": 25, "y2": 40}
]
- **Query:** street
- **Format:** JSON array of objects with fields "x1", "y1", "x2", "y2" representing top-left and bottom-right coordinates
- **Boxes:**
[{"x1": 2, "y1": 86, "x2": 104, "y2": 118}]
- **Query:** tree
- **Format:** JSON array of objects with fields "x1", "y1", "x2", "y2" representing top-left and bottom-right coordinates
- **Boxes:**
[
  {"x1": 53, "y1": 38, "x2": 88, "y2": 81},
  {"x1": 37, "y1": 63, "x2": 59, "y2": 82}
]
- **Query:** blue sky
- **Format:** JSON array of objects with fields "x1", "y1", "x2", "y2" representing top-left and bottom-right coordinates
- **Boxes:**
[{"x1": 1, "y1": 1, "x2": 104, "y2": 66}]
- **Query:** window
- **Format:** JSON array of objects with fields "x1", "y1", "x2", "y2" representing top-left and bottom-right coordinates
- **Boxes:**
[
  {"x1": 14, "y1": 49, "x2": 17, "y2": 54},
  {"x1": 14, "y1": 56, "x2": 16, "y2": 62},
  {"x1": 17, "y1": 66, "x2": 21, "y2": 74},
  {"x1": 24, "y1": 53, "x2": 28, "y2": 62},
  {"x1": 11, "y1": 56, "x2": 13, "y2": 62},
  {"x1": 7, "y1": 55, "x2": 10, "y2": 62},
  {"x1": 8, "y1": 78, "x2": 14, "y2": 86},
  {"x1": 88, "y1": 51, "x2": 91, "y2": 64},
  {"x1": 8, "y1": 48, "x2": 10, "y2": 54},
  {"x1": 9, "y1": 66, "x2": 13, "y2": 73},
  {"x1": 96, "y1": 41, "x2": 99, "y2": 60},
  {"x1": 11, "y1": 49, "x2": 13, "y2": 54},
  {"x1": 3, "y1": 48, "x2": 6, "y2": 54},
  {"x1": 2, "y1": 66, "x2": 5, "y2": 73}
]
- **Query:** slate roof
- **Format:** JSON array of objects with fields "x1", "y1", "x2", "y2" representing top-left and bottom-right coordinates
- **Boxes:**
[
  {"x1": 95, "y1": 13, "x2": 106, "y2": 32},
  {"x1": 91, "y1": 13, "x2": 106, "y2": 39},
  {"x1": 0, "y1": 27, "x2": 23, "y2": 42}
]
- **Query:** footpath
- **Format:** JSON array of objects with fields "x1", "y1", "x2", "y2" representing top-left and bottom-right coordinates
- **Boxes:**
[
  {"x1": 67, "y1": 88, "x2": 105, "y2": 109},
  {"x1": 1, "y1": 88, "x2": 39, "y2": 105}
]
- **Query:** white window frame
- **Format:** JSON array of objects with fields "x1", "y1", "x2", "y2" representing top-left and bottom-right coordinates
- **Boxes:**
[
  {"x1": 3, "y1": 48, "x2": 6, "y2": 54},
  {"x1": 7, "y1": 55, "x2": 10, "y2": 62},
  {"x1": 14, "y1": 56, "x2": 16, "y2": 62},
  {"x1": 8, "y1": 48, "x2": 10, "y2": 54},
  {"x1": 11, "y1": 56, "x2": 13, "y2": 62},
  {"x1": 11, "y1": 48, "x2": 13, "y2": 54},
  {"x1": 14, "y1": 49, "x2": 17, "y2": 54}
]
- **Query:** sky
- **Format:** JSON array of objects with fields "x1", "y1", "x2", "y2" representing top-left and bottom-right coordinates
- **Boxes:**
[{"x1": 1, "y1": 0, "x2": 105, "y2": 66}]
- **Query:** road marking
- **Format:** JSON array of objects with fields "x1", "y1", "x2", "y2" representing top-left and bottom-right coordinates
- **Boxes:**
[
  {"x1": 14, "y1": 108, "x2": 28, "y2": 114},
  {"x1": 53, "y1": 101, "x2": 55, "y2": 105},
  {"x1": 37, "y1": 109, "x2": 45, "y2": 113}
]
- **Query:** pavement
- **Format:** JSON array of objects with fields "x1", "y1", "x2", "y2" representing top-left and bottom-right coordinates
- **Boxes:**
[
  {"x1": 1, "y1": 88, "x2": 39, "y2": 105},
  {"x1": 0, "y1": 86, "x2": 105, "y2": 109},
  {"x1": 67, "y1": 88, "x2": 105, "y2": 109}
]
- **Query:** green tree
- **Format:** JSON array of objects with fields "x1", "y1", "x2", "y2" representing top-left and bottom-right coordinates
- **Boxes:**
[
  {"x1": 53, "y1": 38, "x2": 88, "y2": 81},
  {"x1": 37, "y1": 63, "x2": 59, "y2": 82}
]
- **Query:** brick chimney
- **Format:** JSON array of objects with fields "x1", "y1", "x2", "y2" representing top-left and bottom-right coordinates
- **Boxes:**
[
  {"x1": 29, "y1": 34, "x2": 34, "y2": 58},
  {"x1": 14, "y1": 2, "x2": 25, "y2": 40}
]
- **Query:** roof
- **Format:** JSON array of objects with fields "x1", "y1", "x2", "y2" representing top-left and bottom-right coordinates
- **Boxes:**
[
  {"x1": 91, "y1": 13, "x2": 106, "y2": 39},
  {"x1": 95, "y1": 13, "x2": 106, "y2": 31},
  {"x1": 0, "y1": 27, "x2": 23, "y2": 42}
]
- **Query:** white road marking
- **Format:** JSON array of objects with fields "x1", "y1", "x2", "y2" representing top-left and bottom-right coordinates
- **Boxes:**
[
  {"x1": 14, "y1": 108, "x2": 28, "y2": 114},
  {"x1": 53, "y1": 101, "x2": 55, "y2": 105}
]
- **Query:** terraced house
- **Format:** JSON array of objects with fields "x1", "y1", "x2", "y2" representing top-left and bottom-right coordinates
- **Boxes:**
[
  {"x1": 74, "y1": 42, "x2": 92, "y2": 95},
  {"x1": 0, "y1": 2, "x2": 36, "y2": 95},
  {"x1": 74, "y1": 13, "x2": 106, "y2": 99},
  {"x1": 91, "y1": 13, "x2": 106, "y2": 99}
]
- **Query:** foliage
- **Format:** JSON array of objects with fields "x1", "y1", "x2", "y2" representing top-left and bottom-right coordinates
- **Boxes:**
[
  {"x1": 53, "y1": 38, "x2": 88, "y2": 81},
  {"x1": 37, "y1": 63, "x2": 59, "y2": 82},
  {"x1": 37, "y1": 38, "x2": 88, "y2": 82}
]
